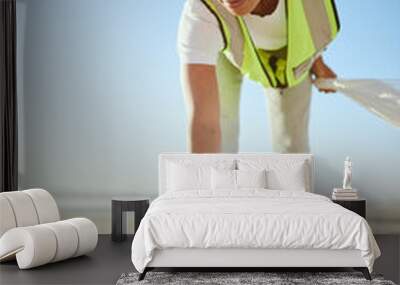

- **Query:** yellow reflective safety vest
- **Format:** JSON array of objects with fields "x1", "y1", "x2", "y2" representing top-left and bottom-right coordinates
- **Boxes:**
[{"x1": 201, "y1": 0, "x2": 340, "y2": 88}]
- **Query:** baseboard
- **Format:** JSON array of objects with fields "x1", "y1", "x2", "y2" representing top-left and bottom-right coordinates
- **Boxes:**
[
  {"x1": 56, "y1": 195, "x2": 112, "y2": 234},
  {"x1": 369, "y1": 220, "x2": 400, "y2": 235}
]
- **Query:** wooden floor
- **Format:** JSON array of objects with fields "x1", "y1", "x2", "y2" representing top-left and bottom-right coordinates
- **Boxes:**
[{"x1": 0, "y1": 235, "x2": 398, "y2": 285}]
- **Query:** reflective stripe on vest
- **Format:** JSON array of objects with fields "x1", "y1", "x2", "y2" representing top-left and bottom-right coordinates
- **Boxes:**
[{"x1": 201, "y1": 0, "x2": 340, "y2": 89}]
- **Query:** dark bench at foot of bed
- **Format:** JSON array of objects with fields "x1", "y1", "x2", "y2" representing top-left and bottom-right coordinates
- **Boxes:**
[{"x1": 137, "y1": 267, "x2": 372, "y2": 281}]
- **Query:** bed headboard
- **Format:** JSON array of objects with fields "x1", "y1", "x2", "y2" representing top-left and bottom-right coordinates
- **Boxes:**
[{"x1": 158, "y1": 153, "x2": 315, "y2": 196}]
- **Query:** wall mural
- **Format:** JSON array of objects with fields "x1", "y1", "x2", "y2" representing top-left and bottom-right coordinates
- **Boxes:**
[{"x1": 16, "y1": 0, "x2": 400, "y2": 234}]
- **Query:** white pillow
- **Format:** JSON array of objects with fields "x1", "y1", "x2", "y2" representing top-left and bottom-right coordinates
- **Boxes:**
[
  {"x1": 267, "y1": 161, "x2": 308, "y2": 191},
  {"x1": 237, "y1": 169, "x2": 267, "y2": 189},
  {"x1": 211, "y1": 168, "x2": 236, "y2": 190},
  {"x1": 238, "y1": 159, "x2": 309, "y2": 191},
  {"x1": 211, "y1": 169, "x2": 267, "y2": 190},
  {"x1": 167, "y1": 163, "x2": 209, "y2": 191},
  {"x1": 166, "y1": 160, "x2": 235, "y2": 191}
]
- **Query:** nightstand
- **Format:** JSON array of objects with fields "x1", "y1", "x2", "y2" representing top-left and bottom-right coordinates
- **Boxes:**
[
  {"x1": 111, "y1": 196, "x2": 150, "y2": 242},
  {"x1": 332, "y1": 198, "x2": 366, "y2": 218}
]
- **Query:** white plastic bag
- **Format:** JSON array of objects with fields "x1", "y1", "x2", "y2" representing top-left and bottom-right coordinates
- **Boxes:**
[{"x1": 314, "y1": 78, "x2": 400, "y2": 127}]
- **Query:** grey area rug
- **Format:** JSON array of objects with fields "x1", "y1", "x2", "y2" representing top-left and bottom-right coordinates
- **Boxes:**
[{"x1": 116, "y1": 272, "x2": 396, "y2": 285}]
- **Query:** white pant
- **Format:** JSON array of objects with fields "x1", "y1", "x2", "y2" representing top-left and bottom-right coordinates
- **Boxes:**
[{"x1": 216, "y1": 53, "x2": 312, "y2": 153}]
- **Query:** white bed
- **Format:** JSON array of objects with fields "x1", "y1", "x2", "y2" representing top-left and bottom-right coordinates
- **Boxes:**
[{"x1": 131, "y1": 153, "x2": 380, "y2": 280}]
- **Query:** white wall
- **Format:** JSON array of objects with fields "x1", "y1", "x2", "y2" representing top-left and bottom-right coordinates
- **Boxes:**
[{"x1": 17, "y1": 0, "x2": 400, "y2": 234}]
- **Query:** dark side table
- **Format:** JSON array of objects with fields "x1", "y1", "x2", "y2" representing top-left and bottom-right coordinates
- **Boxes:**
[
  {"x1": 112, "y1": 196, "x2": 150, "y2": 242},
  {"x1": 332, "y1": 198, "x2": 366, "y2": 218}
]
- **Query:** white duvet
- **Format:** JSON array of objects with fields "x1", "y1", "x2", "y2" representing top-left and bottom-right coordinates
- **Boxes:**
[{"x1": 131, "y1": 190, "x2": 380, "y2": 273}]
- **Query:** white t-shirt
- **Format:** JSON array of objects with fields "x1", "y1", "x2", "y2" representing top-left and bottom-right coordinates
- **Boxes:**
[{"x1": 178, "y1": 0, "x2": 287, "y2": 65}]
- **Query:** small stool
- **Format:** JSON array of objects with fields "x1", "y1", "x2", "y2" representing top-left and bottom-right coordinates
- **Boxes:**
[{"x1": 111, "y1": 196, "x2": 150, "y2": 242}]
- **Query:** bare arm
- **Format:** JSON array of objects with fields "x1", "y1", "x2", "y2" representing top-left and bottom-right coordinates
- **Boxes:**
[
  {"x1": 181, "y1": 64, "x2": 221, "y2": 153},
  {"x1": 311, "y1": 56, "x2": 337, "y2": 93}
]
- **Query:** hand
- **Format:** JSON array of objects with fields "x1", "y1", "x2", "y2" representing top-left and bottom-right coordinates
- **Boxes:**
[{"x1": 311, "y1": 57, "x2": 337, "y2": 93}]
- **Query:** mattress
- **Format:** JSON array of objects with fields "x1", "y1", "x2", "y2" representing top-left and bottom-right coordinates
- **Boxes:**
[{"x1": 131, "y1": 189, "x2": 380, "y2": 273}]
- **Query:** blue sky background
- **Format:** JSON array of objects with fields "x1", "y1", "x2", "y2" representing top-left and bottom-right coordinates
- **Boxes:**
[
  {"x1": 18, "y1": 0, "x2": 400, "y2": 232},
  {"x1": 117, "y1": 0, "x2": 400, "y2": 155}
]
